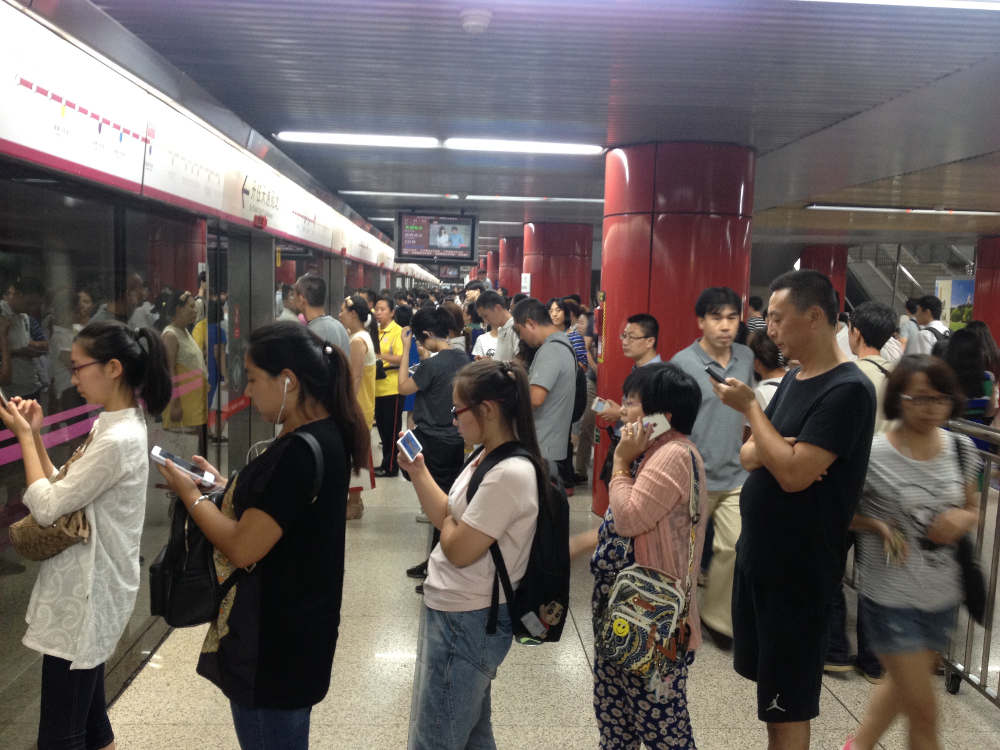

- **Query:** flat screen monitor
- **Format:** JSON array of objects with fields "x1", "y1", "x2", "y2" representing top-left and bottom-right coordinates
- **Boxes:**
[{"x1": 397, "y1": 213, "x2": 476, "y2": 262}]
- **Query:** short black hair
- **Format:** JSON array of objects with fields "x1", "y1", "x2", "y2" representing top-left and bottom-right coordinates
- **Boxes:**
[
  {"x1": 295, "y1": 273, "x2": 326, "y2": 308},
  {"x1": 565, "y1": 294, "x2": 582, "y2": 305},
  {"x1": 465, "y1": 301, "x2": 482, "y2": 325},
  {"x1": 637, "y1": 363, "x2": 702, "y2": 435},
  {"x1": 769, "y1": 270, "x2": 838, "y2": 326},
  {"x1": 621, "y1": 365, "x2": 653, "y2": 400},
  {"x1": 918, "y1": 295, "x2": 943, "y2": 320},
  {"x1": 625, "y1": 313, "x2": 659, "y2": 348},
  {"x1": 511, "y1": 297, "x2": 551, "y2": 327},
  {"x1": 849, "y1": 301, "x2": 896, "y2": 350},
  {"x1": 280, "y1": 283, "x2": 295, "y2": 301},
  {"x1": 393, "y1": 304, "x2": 413, "y2": 328},
  {"x1": 694, "y1": 287, "x2": 742, "y2": 318},
  {"x1": 12, "y1": 277, "x2": 45, "y2": 296},
  {"x1": 464, "y1": 280, "x2": 486, "y2": 293},
  {"x1": 883, "y1": 354, "x2": 965, "y2": 420},
  {"x1": 748, "y1": 295, "x2": 763, "y2": 312},
  {"x1": 748, "y1": 331, "x2": 782, "y2": 371},
  {"x1": 905, "y1": 298, "x2": 919, "y2": 315},
  {"x1": 510, "y1": 293, "x2": 528, "y2": 309},
  {"x1": 411, "y1": 307, "x2": 452, "y2": 340},
  {"x1": 475, "y1": 290, "x2": 506, "y2": 311},
  {"x1": 374, "y1": 295, "x2": 395, "y2": 311}
]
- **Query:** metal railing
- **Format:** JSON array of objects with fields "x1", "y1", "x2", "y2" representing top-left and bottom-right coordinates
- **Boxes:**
[{"x1": 943, "y1": 418, "x2": 1000, "y2": 702}]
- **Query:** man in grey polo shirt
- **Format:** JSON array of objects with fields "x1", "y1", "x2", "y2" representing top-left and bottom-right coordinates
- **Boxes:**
[
  {"x1": 670, "y1": 286, "x2": 754, "y2": 645},
  {"x1": 293, "y1": 272, "x2": 350, "y2": 357},
  {"x1": 512, "y1": 297, "x2": 576, "y2": 480}
]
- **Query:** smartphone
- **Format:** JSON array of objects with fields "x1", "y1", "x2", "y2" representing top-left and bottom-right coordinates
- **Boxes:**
[
  {"x1": 0, "y1": 387, "x2": 7, "y2": 408},
  {"x1": 704, "y1": 363, "x2": 728, "y2": 384},
  {"x1": 591, "y1": 396, "x2": 607, "y2": 413},
  {"x1": 642, "y1": 414, "x2": 672, "y2": 441},
  {"x1": 150, "y1": 446, "x2": 216, "y2": 487},
  {"x1": 396, "y1": 429, "x2": 423, "y2": 462}
]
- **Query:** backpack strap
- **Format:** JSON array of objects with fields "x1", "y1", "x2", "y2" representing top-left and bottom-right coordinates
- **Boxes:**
[
  {"x1": 680, "y1": 449, "x2": 702, "y2": 614},
  {"x1": 292, "y1": 431, "x2": 325, "y2": 503},
  {"x1": 551, "y1": 338, "x2": 582, "y2": 371},
  {"x1": 859, "y1": 357, "x2": 890, "y2": 377}
]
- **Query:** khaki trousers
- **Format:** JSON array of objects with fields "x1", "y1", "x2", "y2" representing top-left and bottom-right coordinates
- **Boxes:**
[{"x1": 700, "y1": 487, "x2": 742, "y2": 637}]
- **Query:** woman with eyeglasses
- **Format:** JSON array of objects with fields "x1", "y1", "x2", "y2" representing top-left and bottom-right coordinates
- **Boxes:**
[
  {"x1": 156, "y1": 322, "x2": 368, "y2": 750},
  {"x1": 0, "y1": 320, "x2": 171, "y2": 750},
  {"x1": 844, "y1": 355, "x2": 980, "y2": 750},
  {"x1": 160, "y1": 289, "x2": 207, "y2": 431},
  {"x1": 401, "y1": 358, "x2": 545, "y2": 750}
]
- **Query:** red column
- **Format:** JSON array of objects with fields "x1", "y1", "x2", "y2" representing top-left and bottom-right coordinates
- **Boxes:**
[
  {"x1": 487, "y1": 250, "x2": 499, "y2": 288},
  {"x1": 498, "y1": 236, "x2": 524, "y2": 296},
  {"x1": 522, "y1": 223, "x2": 594, "y2": 304},
  {"x1": 469, "y1": 264, "x2": 479, "y2": 281},
  {"x1": 148, "y1": 216, "x2": 206, "y2": 296},
  {"x1": 800, "y1": 245, "x2": 848, "y2": 312},
  {"x1": 974, "y1": 237, "x2": 1000, "y2": 339},
  {"x1": 573, "y1": 238, "x2": 593, "y2": 306},
  {"x1": 594, "y1": 142, "x2": 754, "y2": 514},
  {"x1": 478, "y1": 255, "x2": 488, "y2": 279},
  {"x1": 275, "y1": 259, "x2": 297, "y2": 285}
]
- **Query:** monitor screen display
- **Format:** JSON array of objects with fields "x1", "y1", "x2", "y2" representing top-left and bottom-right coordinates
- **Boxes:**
[{"x1": 397, "y1": 213, "x2": 476, "y2": 262}]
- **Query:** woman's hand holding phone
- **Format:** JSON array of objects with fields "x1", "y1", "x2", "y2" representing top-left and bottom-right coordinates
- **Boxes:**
[
  {"x1": 190, "y1": 455, "x2": 225, "y2": 487},
  {"x1": 0, "y1": 396, "x2": 34, "y2": 439},
  {"x1": 395, "y1": 430, "x2": 426, "y2": 475}
]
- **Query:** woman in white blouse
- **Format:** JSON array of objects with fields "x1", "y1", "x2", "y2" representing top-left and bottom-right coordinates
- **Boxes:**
[{"x1": 0, "y1": 319, "x2": 171, "y2": 750}]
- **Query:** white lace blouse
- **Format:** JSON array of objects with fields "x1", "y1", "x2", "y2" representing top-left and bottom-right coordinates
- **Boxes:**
[{"x1": 22, "y1": 407, "x2": 149, "y2": 669}]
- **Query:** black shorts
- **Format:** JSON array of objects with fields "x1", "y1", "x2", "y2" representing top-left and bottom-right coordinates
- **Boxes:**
[{"x1": 732, "y1": 564, "x2": 835, "y2": 723}]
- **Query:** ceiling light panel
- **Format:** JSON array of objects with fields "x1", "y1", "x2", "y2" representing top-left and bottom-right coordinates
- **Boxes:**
[
  {"x1": 796, "y1": 0, "x2": 1000, "y2": 10},
  {"x1": 340, "y1": 191, "x2": 446, "y2": 198},
  {"x1": 276, "y1": 132, "x2": 440, "y2": 148},
  {"x1": 466, "y1": 195, "x2": 604, "y2": 203},
  {"x1": 444, "y1": 138, "x2": 603, "y2": 155},
  {"x1": 805, "y1": 203, "x2": 1000, "y2": 216}
]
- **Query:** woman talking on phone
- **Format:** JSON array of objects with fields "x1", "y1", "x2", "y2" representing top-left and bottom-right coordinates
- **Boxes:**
[
  {"x1": 0, "y1": 320, "x2": 171, "y2": 750},
  {"x1": 401, "y1": 358, "x2": 544, "y2": 750},
  {"x1": 156, "y1": 321, "x2": 367, "y2": 750}
]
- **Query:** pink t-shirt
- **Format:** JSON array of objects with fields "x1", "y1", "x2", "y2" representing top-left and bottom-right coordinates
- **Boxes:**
[
  {"x1": 608, "y1": 432, "x2": 709, "y2": 650},
  {"x1": 423, "y1": 454, "x2": 539, "y2": 612}
]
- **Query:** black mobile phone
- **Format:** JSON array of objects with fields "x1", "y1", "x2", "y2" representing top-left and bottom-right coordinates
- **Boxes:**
[{"x1": 704, "y1": 364, "x2": 728, "y2": 384}]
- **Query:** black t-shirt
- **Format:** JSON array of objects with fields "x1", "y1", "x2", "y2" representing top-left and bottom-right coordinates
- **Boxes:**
[
  {"x1": 412, "y1": 348, "x2": 467, "y2": 445},
  {"x1": 198, "y1": 417, "x2": 349, "y2": 709},
  {"x1": 737, "y1": 363, "x2": 876, "y2": 588}
]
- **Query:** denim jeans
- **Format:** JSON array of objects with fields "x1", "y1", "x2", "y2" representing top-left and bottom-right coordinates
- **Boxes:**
[
  {"x1": 408, "y1": 604, "x2": 513, "y2": 750},
  {"x1": 230, "y1": 701, "x2": 311, "y2": 750},
  {"x1": 38, "y1": 656, "x2": 114, "y2": 750}
]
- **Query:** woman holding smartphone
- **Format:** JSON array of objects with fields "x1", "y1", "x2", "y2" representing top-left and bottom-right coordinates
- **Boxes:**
[
  {"x1": 401, "y1": 359, "x2": 544, "y2": 750},
  {"x1": 0, "y1": 320, "x2": 171, "y2": 750},
  {"x1": 157, "y1": 321, "x2": 367, "y2": 750}
]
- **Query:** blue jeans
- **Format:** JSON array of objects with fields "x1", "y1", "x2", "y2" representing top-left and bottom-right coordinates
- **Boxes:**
[
  {"x1": 230, "y1": 701, "x2": 311, "y2": 750},
  {"x1": 408, "y1": 604, "x2": 513, "y2": 750}
]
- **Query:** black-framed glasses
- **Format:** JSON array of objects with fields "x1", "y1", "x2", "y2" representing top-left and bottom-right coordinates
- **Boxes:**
[
  {"x1": 69, "y1": 361, "x2": 101, "y2": 376},
  {"x1": 620, "y1": 333, "x2": 650, "y2": 341},
  {"x1": 451, "y1": 404, "x2": 473, "y2": 419},
  {"x1": 900, "y1": 394, "x2": 952, "y2": 407}
]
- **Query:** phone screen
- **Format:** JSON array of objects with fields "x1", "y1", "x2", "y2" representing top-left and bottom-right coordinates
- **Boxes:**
[
  {"x1": 156, "y1": 448, "x2": 203, "y2": 476},
  {"x1": 397, "y1": 431, "x2": 422, "y2": 460}
]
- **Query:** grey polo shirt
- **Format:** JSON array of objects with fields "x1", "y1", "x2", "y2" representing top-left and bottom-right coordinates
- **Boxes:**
[
  {"x1": 529, "y1": 331, "x2": 576, "y2": 461},
  {"x1": 670, "y1": 340, "x2": 754, "y2": 492},
  {"x1": 307, "y1": 314, "x2": 350, "y2": 358}
]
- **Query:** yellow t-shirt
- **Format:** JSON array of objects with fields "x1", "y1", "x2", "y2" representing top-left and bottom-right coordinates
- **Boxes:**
[{"x1": 374, "y1": 321, "x2": 403, "y2": 398}]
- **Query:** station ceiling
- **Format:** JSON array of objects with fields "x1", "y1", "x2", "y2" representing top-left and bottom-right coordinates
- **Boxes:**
[{"x1": 91, "y1": 0, "x2": 1000, "y2": 253}]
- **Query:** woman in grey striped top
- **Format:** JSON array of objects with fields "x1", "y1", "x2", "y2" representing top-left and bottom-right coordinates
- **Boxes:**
[{"x1": 844, "y1": 355, "x2": 981, "y2": 750}]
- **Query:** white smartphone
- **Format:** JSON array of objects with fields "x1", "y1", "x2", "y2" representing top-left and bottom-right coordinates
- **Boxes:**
[
  {"x1": 150, "y1": 446, "x2": 216, "y2": 487},
  {"x1": 0, "y1": 387, "x2": 8, "y2": 409},
  {"x1": 592, "y1": 396, "x2": 607, "y2": 413},
  {"x1": 396, "y1": 429, "x2": 423, "y2": 462},
  {"x1": 642, "y1": 414, "x2": 672, "y2": 441}
]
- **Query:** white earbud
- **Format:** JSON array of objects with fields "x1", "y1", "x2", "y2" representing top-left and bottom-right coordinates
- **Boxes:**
[{"x1": 283, "y1": 376, "x2": 290, "y2": 393}]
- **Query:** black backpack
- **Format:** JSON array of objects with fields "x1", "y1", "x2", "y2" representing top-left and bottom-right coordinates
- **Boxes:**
[
  {"x1": 465, "y1": 443, "x2": 571, "y2": 643},
  {"x1": 922, "y1": 325, "x2": 951, "y2": 344},
  {"x1": 150, "y1": 432, "x2": 324, "y2": 627},
  {"x1": 552, "y1": 339, "x2": 588, "y2": 422}
]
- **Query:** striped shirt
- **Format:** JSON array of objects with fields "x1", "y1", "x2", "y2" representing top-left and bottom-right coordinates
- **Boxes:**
[
  {"x1": 856, "y1": 431, "x2": 980, "y2": 611},
  {"x1": 567, "y1": 329, "x2": 588, "y2": 368}
]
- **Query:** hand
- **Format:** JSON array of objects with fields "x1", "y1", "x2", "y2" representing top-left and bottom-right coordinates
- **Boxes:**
[
  {"x1": 395, "y1": 431, "x2": 426, "y2": 476},
  {"x1": 615, "y1": 418, "x2": 652, "y2": 466},
  {"x1": 927, "y1": 508, "x2": 976, "y2": 546},
  {"x1": 12, "y1": 397, "x2": 44, "y2": 434},
  {"x1": 191, "y1": 455, "x2": 225, "y2": 487},
  {"x1": 169, "y1": 400, "x2": 183, "y2": 423},
  {"x1": 877, "y1": 521, "x2": 908, "y2": 564},
  {"x1": 0, "y1": 399, "x2": 32, "y2": 438},
  {"x1": 596, "y1": 398, "x2": 621, "y2": 424},
  {"x1": 155, "y1": 459, "x2": 199, "y2": 499},
  {"x1": 400, "y1": 327, "x2": 412, "y2": 351},
  {"x1": 712, "y1": 378, "x2": 756, "y2": 415}
]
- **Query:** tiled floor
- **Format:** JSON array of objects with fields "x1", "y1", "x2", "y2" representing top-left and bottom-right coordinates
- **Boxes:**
[{"x1": 108, "y1": 473, "x2": 1000, "y2": 749}]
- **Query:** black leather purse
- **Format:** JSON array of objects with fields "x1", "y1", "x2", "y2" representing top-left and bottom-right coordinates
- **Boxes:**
[{"x1": 951, "y1": 434, "x2": 987, "y2": 625}]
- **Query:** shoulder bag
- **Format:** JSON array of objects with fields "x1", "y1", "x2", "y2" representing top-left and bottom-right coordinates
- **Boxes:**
[
  {"x1": 596, "y1": 448, "x2": 701, "y2": 686},
  {"x1": 950, "y1": 434, "x2": 987, "y2": 624}
]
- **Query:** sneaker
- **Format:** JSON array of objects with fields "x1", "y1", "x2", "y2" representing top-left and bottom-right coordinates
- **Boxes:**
[
  {"x1": 573, "y1": 472, "x2": 589, "y2": 485},
  {"x1": 415, "y1": 512, "x2": 431, "y2": 524},
  {"x1": 414, "y1": 583, "x2": 424, "y2": 595},
  {"x1": 856, "y1": 665, "x2": 883, "y2": 684},
  {"x1": 406, "y1": 561, "x2": 428, "y2": 579},
  {"x1": 346, "y1": 497, "x2": 364, "y2": 521},
  {"x1": 824, "y1": 659, "x2": 855, "y2": 674}
]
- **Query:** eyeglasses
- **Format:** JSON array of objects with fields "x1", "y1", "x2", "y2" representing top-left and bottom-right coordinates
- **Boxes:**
[
  {"x1": 451, "y1": 404, "x2": 474, "y2": 419},
  {"x1": 69, "y1": 361, "x2": 101, "y2": 376},
  {"x1": 900, "y1": 394, "x2": 953, "y2": 407},
  {"x1": 620, "y1": 333, "x2": 651, "y2": 341}
]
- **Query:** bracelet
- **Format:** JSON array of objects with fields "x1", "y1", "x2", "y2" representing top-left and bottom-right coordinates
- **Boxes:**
[
  {"x1": 190, "y1": 494, "x2": 211, "y2": 511},
  {"x1": 611, "y1": 469, "x2": 632, "y2": 481}
]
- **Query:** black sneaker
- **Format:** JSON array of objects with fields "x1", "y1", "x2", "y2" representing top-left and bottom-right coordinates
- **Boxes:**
[
  {"x1": 406, "y1": 561, "x2": 428, "y2": 579},
  {"x1": 824, "y1": 659, "x2": 855, "y2": 674},
  {"x1": 415, "y1": 584, "x2": 424, "y2": 595},
  {"x1": 703, "y1": 624, "x2": 733, "y2": 651}
]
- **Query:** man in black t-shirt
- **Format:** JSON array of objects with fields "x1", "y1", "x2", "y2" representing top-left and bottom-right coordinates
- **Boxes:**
[
  {"x1": 397, "y1": 306, "x2": 470, "y2": 587},
  {"x1": 713, "y1": 271, "x2": 875, "y2": 750}
]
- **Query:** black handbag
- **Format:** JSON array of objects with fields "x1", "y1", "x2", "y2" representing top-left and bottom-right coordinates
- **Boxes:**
[
  {"x1": 150, "y1": 432, "x2": 325, "y2": 627},
  {"x1": 951, "y1": 434, "x2": 987, "y2": 624}
]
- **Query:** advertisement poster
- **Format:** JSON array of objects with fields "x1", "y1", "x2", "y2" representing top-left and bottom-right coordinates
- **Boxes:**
[{"x1": 935, "y1": 278, "x2": 974, "y2": 331}]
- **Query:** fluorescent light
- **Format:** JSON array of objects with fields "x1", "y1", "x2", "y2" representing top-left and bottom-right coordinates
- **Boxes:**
[
  {"x1": 276, "y1": 132, "x2": 439, "y2": 148},
  {"x1": 479, "y1": 220, "x2": 523, "y2": 225},
  {"x1": 805, "y1": 204, "x2": 1000, "y2": 216},
  {"x1": 368, "y1": 217, "x2": 395, "y2": 221},
  {"x1": 466, "y1": 195, "x2": 604, "y2": 203},
  {"x1": 340, "y1": 191, "x2": 445, "y2": 198},
  {"x1": 444, "y1": 138, "x2": 603, "y2": 155},
  {"x1": 478, "y1": 236, "x2": 498, "y2": 240},
  {"x1": 796, "y1": 0, "x2": 1000, "y2": 10}
]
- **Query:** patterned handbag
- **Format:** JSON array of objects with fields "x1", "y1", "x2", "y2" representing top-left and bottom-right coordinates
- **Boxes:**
[
  {"x1": 9, "y1": 433, "x2": 94, "y2": 562},
  {"x1": 596, "y1": 449, "x2": 701, "y2": 683}
]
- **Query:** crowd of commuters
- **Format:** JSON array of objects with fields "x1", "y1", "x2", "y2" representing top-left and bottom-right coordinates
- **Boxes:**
[{"x1": 3, "y1": 259, "x2": 999, "y2": 750}]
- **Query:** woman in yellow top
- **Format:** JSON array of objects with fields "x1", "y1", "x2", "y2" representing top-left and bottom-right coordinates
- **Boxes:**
[
  {"x1": 340, "y1": 294, "x2": 376, "y2": 519},
  {"x1": 161, "y1": 289, "x2": 207, "y2": 429}
]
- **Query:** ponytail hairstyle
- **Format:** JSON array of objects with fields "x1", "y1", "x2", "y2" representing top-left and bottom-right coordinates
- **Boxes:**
[
  {"x1": 247, "y1": 322, "x2": 368, "y2": 472},
  {"x1": 452, "y1": 359, "x2": 547, "y2": 481},
  {"x1": 75, "y1": 320, "x2": 171, "y2": 413}
]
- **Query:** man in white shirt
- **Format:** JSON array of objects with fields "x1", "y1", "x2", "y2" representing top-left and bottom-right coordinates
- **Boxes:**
[
  {"x1": 912, "y1": 294, "x2": 951, "y2": 354},
  {"x1": 277, "y1": 283, "x2": 300, "y2": 322},
  {"x1": 475, "y1": 291, "x2": 516, "y2": 362}
]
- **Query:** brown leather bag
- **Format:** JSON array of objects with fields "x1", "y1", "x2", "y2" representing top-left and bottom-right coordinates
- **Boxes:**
[{"x1": 9, "y1": 509, "x2": 90, "y2": 561}]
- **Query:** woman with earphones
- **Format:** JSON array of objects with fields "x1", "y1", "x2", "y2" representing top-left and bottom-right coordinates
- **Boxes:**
[{"x1": 157, "y1": 321, "x2": 368, "y2": 750}]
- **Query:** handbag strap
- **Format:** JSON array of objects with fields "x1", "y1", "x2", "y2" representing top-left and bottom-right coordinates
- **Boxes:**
[
  {"x1": 292, "y1": 431, "x2": 325, "y2": 503},
  {"x1": 679, "y1": 449, "x2": 702, "y2": 613}
]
